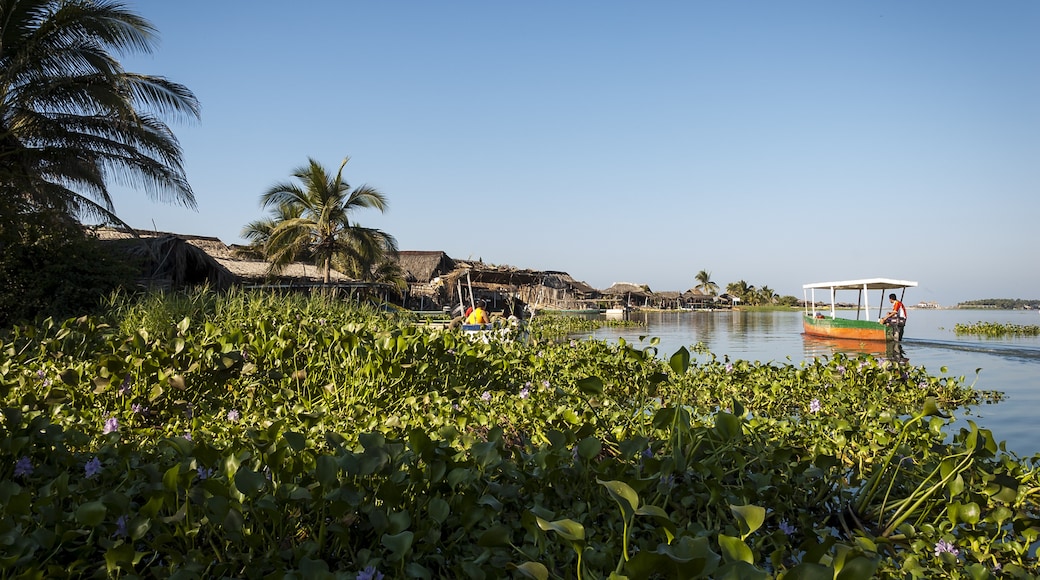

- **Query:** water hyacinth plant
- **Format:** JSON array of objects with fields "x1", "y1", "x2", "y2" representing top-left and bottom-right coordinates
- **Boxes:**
[{"x1": 0, "y1": 288, "x2": 1034, "y2": 578}]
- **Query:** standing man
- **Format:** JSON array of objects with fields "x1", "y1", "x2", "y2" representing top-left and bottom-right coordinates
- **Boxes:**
[{"x1": 881, "y1": 293, "x2": 908, "y2": 341}]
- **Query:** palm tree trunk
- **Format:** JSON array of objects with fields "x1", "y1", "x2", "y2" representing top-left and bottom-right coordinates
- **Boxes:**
[{"x1": 323, "y1": 256, "x2": 331, "y2": 284}]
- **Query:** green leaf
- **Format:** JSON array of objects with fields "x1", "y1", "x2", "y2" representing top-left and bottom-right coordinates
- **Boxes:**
[
  {"x1": 598, "y1": 479, "x2": 639, "y2": 519},
  {"x1": 104, "y1": 543, "x2": 136, "y2": 573},
  {"x1": 428, "y1": 497, "x2": 450, "y2": 524},
  {"x1": 536, "y1": 517, "x2": 585, "y2": 542},
  {"x1": 576, "y1": 376, "x2": 603, "y2": 396},
  {"x1": 381, "y1": 530, "x2": 414, "y2": 560},
  {"x1": 730, "y1": 504, "x2": 765, "y2": 538},
  {"x1": 577, "y1": 437, "x2": 601, "y2": 460},
  {"x1": 920, "y1": 397, "x2": 950, "y2": 418},
  {"x1": 59, "y1": 368, "x2": 80, "y2": 386},
  {"x1": 717, "y1": 534, "x2": 753, "y2": 564},
  {"x1": 75, "y1": 501, "x2": 107, "y2": 526},
  {"x1": 782, "y1": 563, "x2": 834, "y2": 580},
  {"x1": 669, "y1": 347, "x2": 691, "y2": 375},
  {"x1": 478, "y1": 524, "x2": 512, "y2": 547},
  {"x1": 283, "y1": 431, "x2": 307, "y2": 452},
  {"x1": 714, "y1": 412, "x2": 742, "y2": 440},
  {"x1": 162, "y1": 464, "x2": 181, "y2": 491},
  {"x1": 233, "y1": 467, "x2": 266, "y2": 497},
  {"x1": 512, "y1": 562, "x2": 549, "y2": 580},
  {"x1": 836, "y1": 554, "x2": 880, "y2": 579}
]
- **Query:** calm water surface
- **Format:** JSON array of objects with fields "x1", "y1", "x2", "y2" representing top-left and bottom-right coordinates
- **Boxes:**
[{"x1": 577, "y1": 309, "x2": 1040, "y2": 457}]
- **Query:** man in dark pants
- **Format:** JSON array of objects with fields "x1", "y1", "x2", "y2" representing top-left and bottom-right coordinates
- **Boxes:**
[{"x1": 881, "y1": 293, "x2": 907, "y2": 341}]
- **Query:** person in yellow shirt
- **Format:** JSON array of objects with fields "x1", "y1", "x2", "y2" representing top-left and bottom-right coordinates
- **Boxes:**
[{"x1": 466, "y1": 300, "x2": 489, "y2": 325}]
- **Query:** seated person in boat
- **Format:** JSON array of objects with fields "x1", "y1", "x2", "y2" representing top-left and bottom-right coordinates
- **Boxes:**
[
  {"x1": 467, "y1": 300, "x2": 490, "y2": 325},
  {"x1": 881, "y1": 293, "x2": 907, "y2": 341}
]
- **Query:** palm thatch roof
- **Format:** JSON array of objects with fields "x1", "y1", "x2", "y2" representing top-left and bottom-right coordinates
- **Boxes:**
[
  {"x1": 92, "y1": 227, "x2": 358, "y2": 287},
  {"x1": 100, "y1": 233, "x2": 236, "y2": 289},
  {"x1": 444, "y1": 262, "x2": 545, "y2": 287},
  {"x1": 396, "y1": 251, "x2": 455, "y2": 283},
  {"x1": 601, "y1": 282, "x2": 652, "y2": 297}
]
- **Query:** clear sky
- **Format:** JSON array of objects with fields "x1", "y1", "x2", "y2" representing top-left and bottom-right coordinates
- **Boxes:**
[{"x1": 108, "y1": 1, "x2": 1039, "y2": 306}]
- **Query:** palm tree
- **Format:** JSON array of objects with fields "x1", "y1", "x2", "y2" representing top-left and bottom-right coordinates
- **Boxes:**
[
  {"x1": 694, "y1": 270, "x2": 719, "y2": 296},
  {"x1": 254, "y1": 157, "x2": 398, "y2": 284},
  {"x1": 726, "y1": 280, "x2": 753, "y2": 304},
  {"x1": 757, "y1": 285, "x2": 777, "y2": 305},
  {"x1": 0, "y1": 0, "x2": 200, "y2": 224}
]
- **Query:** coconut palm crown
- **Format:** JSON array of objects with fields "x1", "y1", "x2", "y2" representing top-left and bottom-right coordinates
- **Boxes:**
[
  {"x1": 0, "y1": 0, "x2": 200, "y2": 224},
  {"x1": 255, "y1": 157, "x2": 398, "y2": 284},
  {"x1": 694, "y1": 269, "x2": 719, "y2": 296}
]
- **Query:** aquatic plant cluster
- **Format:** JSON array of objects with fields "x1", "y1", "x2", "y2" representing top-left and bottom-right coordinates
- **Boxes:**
[
  {"x1": 954, "y1": 321, "x2": 1040, "y2": 337},
  {"x1": 0, "y1": 290, "x2": 1037, "y2": 578}
]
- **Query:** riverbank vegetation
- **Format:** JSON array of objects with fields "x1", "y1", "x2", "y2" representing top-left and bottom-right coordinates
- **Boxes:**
[{"x1": 1, "y1": 289, "x2": 1034, "y2": 578}]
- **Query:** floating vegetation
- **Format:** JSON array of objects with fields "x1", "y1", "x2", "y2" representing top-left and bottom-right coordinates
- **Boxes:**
[
  {"x1": 0, "y1": 289, "x2": 1033, "y2": 578},
  {"x1": 954, "y1": 320, "x2": 1040, "y2": 337}
]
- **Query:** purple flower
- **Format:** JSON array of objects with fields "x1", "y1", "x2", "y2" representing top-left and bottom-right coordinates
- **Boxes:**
[
  {"x1": 918, "y1": 380, "x2": 928, "y2": 389},
  {"x1": 542, "y1": 380, "x2": 550, "y2": 389},
  {"x1": 131, "y1": 403, "x2": 144, "y2": 414},
  {"x1": 836, "y1": 365, "x2": 846, "y2": 375},
  {"x1": 357, "y1": 566, "x2": 384, "y2": 580},
  {"x1": 227, "y1": 409, "x2": 240, "y2": 422},
  {"x1": 103, "y1": 416, "x2": 119, "y2": 434},
  {"x1": 113, "y1": 515, "x2": 128, "y2": 538},
  {"x1": 779, "y1": 520, "x2": 796, "y2": 535},
  {"x1": 118, "y1": 376, "x2": 131, "y2": 396},
  {"x1": 518, "y1": 387, "x2": 530, "y2": 399},
  {"x1": 14, "y1": 456, "x2": 33, "y2": 477},
  {"x1": 725, "y1": 363, "x2": 734, "y2": 374},
  {"x1": 809, "y1": 399, "x2": 821, "y2": 414},
  {"x1": 85, "y1": 457, "x2": 102, "y2": 479},
  {"x1": 197, "y1": 467, "x2": 215, "y2": 480},
  {"x1": 183, "y1": 432, "x2": 192, "y2": 441},
  {"x1": 480, "y1": 391, "x2": 491, "y2": 401},
  {"x1": 934, "y1": 539, "x2": 959, "y2": 557},
  {"x1": 570, "y1": 340, "x2": 577, "y2": 347}
]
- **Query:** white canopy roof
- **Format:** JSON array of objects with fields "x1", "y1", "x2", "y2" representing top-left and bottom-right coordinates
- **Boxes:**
[{"x1": 803, "y1": 278, "x2": 918, "y2": 291}]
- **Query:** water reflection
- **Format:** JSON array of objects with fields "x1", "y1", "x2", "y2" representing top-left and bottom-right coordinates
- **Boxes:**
[{"x1": 801, "y1": 335, "x2": 906, "y2": 361}]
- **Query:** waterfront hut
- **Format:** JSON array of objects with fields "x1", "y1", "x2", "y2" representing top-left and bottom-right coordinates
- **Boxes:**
[
  {"x1": 653, "y1": 291, "x2": 682, "y2": 310},
  {"x1": 601, "y1": 282, "x2": 652, "y2": 308},
  {"x1": 395, "y1": 251, "x2": 457, "y2": 311}
]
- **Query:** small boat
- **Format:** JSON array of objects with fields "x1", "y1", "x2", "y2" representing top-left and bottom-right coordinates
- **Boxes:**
[{"x1": 802, "y1": 278, "x2": 917, "y2": 342}]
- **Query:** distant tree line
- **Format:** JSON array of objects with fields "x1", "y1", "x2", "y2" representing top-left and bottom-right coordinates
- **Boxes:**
[
  {"x1": 692, "y1": 270, "x2": 799, "y2": 307},
  {"x1": 956, "y1": 299, "x2": 1040, "y2": 310}
]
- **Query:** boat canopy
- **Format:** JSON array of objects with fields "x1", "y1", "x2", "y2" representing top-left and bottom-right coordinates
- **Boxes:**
[
  {"x1": 803, "y1": 278, "x2": 918, "y2": 321},
  {"x1": 803, "y1": 278, "x2": 917, "y2": 291}
]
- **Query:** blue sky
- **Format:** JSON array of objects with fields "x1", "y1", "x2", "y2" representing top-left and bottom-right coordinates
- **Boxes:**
[{"x1": 109, "y1": 1, "x2": 1039, "y2": 305}]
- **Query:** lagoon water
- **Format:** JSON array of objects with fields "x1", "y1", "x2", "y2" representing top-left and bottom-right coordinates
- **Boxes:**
[{"x1": 577, "y1": 309, "x2": 1040, "y2": 458}]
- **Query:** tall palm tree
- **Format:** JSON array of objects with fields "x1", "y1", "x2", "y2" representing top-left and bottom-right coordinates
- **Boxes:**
[
  {"x1": 255, "y1": 157, "x2": 398, "y2": 284},
  {"x1": 0, "y1": 0, "x2": 200, "y2": 224},
  {"x1": 694, "y1": 269, "x2": 719, "y2": 296}
]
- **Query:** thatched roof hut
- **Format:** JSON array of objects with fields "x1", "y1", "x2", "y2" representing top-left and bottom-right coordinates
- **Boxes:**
[
  {"x1": 95, "y1": 229, "x2": 236, "y2": 289},
  {"x1": 93, "y1": 227, "x2": 361, "y2": 288},
  {"x1": 397, "y1": 251, "x2": 456, "y2": 283},
  {"x1": 602, "y1": 282, "x2": 651, "y2": 297}
]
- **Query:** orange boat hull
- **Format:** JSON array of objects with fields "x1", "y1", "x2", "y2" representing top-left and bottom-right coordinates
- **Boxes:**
[{"x1": 803, "y1": 315, "x2": 890, "y2": 341}]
